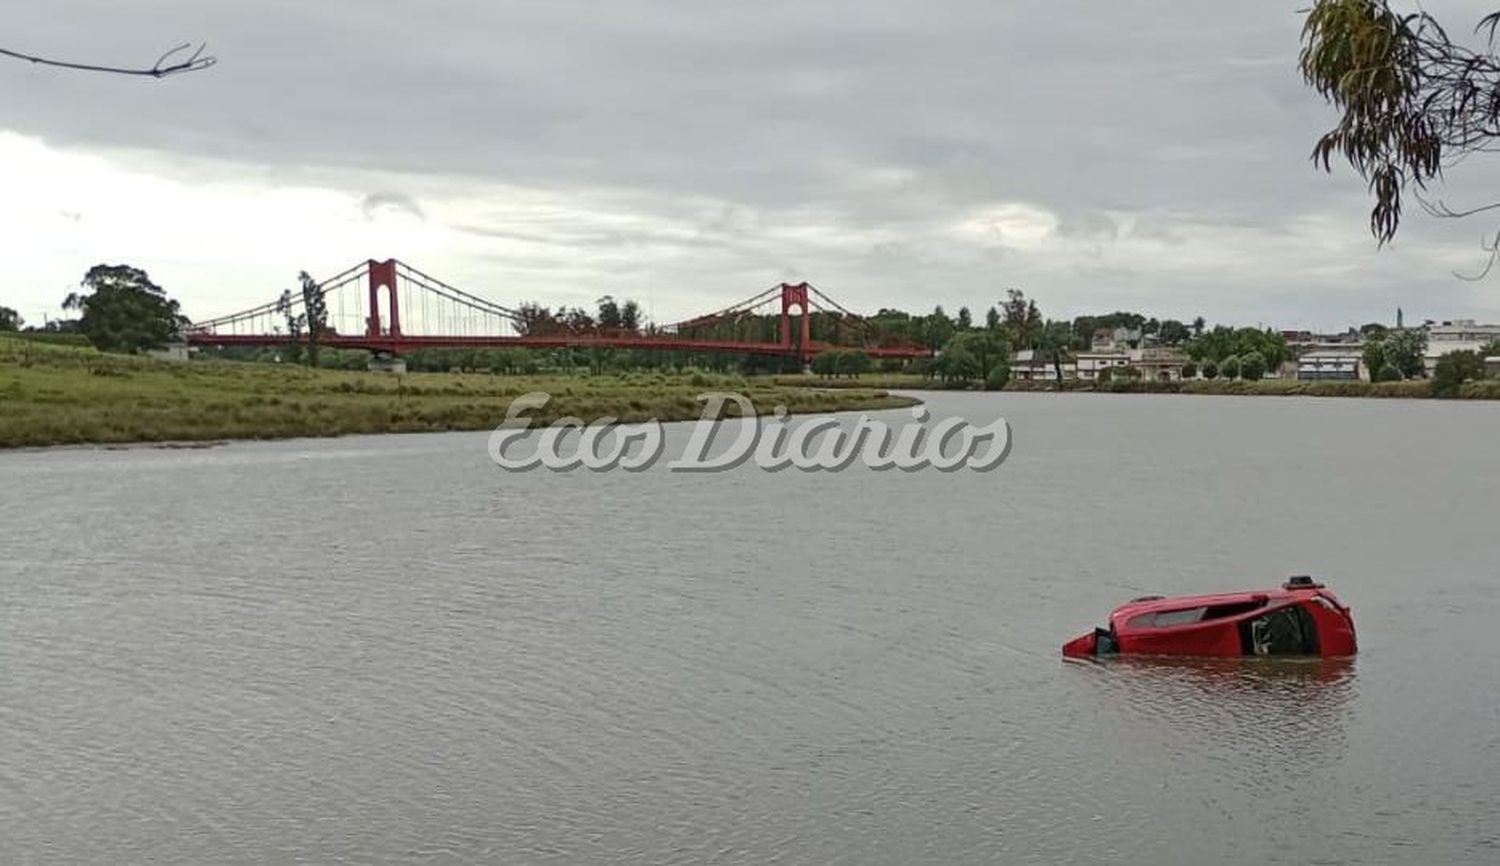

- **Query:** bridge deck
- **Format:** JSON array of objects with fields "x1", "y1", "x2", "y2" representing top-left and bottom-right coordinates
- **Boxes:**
[{"x1": 186, "y1": 332, "x2": 930, "y2": 359}]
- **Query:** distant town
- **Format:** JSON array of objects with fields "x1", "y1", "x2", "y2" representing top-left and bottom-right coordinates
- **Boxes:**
[{"x1": 1010, "y1": 318, "x2": 1500, "y2": 384}]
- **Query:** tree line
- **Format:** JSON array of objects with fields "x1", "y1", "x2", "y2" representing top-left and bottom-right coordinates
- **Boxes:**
[{"x1": 12, "y1": 262, "x2": 1485, "y2": 392}]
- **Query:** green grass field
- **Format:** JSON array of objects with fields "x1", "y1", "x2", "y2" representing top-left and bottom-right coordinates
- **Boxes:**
[{"x1": 0, "y1": 337, "x2": 918, "y2": 449}]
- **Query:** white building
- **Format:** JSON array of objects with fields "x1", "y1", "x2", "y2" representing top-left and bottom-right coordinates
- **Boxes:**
[
  {"x1": 1076, "y1": 351, "x2": 1130, "y2": 381},
  {"x1": 1423, "y1": 319, "x2": 1500, "y2": 375},
  {"x1": 1297, "y1": 349, "x2": 1365, "y2": 381},
  {"x1": 1011, "y1": 349, "x2": 1076, "y2": 381}
]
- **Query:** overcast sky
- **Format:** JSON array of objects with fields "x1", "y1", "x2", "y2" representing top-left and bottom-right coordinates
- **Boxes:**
[{"x1": 6, "y1": 0, "x2": 1500, "y2": 331}]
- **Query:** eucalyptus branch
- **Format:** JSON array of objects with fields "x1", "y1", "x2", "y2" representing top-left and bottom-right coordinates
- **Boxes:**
[{"x1": 0, "y1": 41, "x2": 216, "y2": 77}]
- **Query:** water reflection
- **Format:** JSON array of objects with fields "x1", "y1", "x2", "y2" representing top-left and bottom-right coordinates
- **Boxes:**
[
  {"x1": 1070, "y1": 656, "x2": 1357, "y2": 793},
  {"x1": 1100, "y1": 654, "x2": 1356, "y2": 687}
]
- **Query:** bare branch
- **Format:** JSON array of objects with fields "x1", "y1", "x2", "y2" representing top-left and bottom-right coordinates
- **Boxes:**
[
  {"x1": 1416, "y1": 190, "x2": 1500, "y2": 219},
  {"x1": 1454, "y1": 226, "x2": 1500, "y2": 281},
  {"x1": 0, "y1": 41, "x2": 216, "y2": 77}
]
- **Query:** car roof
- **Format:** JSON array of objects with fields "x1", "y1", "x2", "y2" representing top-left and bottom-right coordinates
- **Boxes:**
[{"x1": 1109, "y1": 587, "x2": 1308, "y2": 619}]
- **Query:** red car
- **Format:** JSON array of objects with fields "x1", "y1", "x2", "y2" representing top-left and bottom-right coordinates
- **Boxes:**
[{"x1": 1062, "y1": 576, "x2": 1357, "y2": 659}]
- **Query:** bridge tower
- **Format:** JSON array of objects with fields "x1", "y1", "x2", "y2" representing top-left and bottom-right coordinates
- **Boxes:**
[
  {"x1": 780, "y1": 282, "x2": 811, "y2": 356},
  {"x1": 366, "y1": 258, "x2": 401, "y2": 337}
]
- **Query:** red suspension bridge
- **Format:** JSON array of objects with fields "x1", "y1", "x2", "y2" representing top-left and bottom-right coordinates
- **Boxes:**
[{"x1": 185, "y1": 259, "x2": 931, "y2": 362}]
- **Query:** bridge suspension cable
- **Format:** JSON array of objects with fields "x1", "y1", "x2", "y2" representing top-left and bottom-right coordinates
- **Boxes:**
[{"x1": 183, "y1": 258, "x2": 931, "y2": 358}]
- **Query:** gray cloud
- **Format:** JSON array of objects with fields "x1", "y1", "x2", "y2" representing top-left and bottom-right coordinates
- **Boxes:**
[
  {"x1": 360, "y1": 191, "x2": 425, "y2": 222},
  {"x1": 6, "y1": 0, "x2": 1500, "y2": 328}
]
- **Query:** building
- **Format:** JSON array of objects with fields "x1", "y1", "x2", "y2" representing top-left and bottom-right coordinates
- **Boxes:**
[
  {"x1": 1427, "y1": 319, "x2": 1500, "y2": 344},
  {"x1": 1076, "y1": 351, "x2": 1130, "y2": 381},
  {"x1": 1132, "y1": 347, "x2": 1189, "y2": 382},
  {"x1": 145, "y1": 342, "x2": 190, "y2": 362},
  {"x1": 1423, "y1": 319, "x2": 1500, "y2": 375},
  {"x1": 1011, "y1": 349, "x2": 1076, "y2": 381},
  {"x1": 1092, "y1": 324, "x2": 1134, "y2": 351},
  {"x1": 1297, "y1": 349, "x2": 1365, "y2": 381}
]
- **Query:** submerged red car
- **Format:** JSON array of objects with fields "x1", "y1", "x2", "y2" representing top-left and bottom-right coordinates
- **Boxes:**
[{"x1": 1062, "y1": 576, "x2": 1356, "y2": 659}]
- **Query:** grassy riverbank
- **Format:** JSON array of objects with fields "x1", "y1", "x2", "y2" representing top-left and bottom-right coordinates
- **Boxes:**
[
  {"x1": 0, "y1": 337, "x2": 917, "y2": 449},
  {"x1": 774, "y1": 373, "x2": 1500, "y2": 399}
]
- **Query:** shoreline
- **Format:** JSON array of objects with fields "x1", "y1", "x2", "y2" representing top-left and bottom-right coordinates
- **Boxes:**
[
  {"x1": 0, "y1": 400, "x2": 927, "y2": 455},
  {"x1": 775, "y1": 374, "x2": 1500, "y2": 400},
  {"x1": 0, "y1": 337, "x2": 918, "y2": 451}
]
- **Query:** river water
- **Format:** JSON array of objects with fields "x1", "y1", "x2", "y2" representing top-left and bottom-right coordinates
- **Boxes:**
[{"x1": 1, "y1": 392, "x2": 1498, "y2": 864}]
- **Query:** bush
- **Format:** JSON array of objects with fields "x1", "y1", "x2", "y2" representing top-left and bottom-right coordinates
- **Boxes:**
[
  {"x1": 835, "y1": 351, "x2": 872, "y2": 378},
  {"x1": 1240, "y1": 350, "x2": 1267, "y2": 381},
  {"x1": 1459, "y1": 378, "x2": 1500, "y2": 399},
  {"x1": 984, "y1": 360, "x2": 1011, "y2": 391},
  {"x1": 1219, "y1": 355, "x2": 1242, "y2": 380},
  {"x1": 1182, "y1": 361, "x2": 1198, "y2": 379},
  {"x1": 1433, "y1": 350, "x2": 1487, "y2": 397},
  {"x1": 1202, "y1": 361, "x2": 1218, "y2": 379},
  {"x1": 937, "y1": 347, "x2": 980, "y2": 384}
]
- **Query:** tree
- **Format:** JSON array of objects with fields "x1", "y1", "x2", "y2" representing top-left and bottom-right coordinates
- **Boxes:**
[
  {"x1": 945, "y1": 329, "x2": 1011, "y2": 383},
  {"x1": 621, "y1": 300, "x2": 641, "y2": 333},
  {"x1": 1433, "y1": 349, "x2": 1488, "y2": 396},
  {"x1": 561, "y1": 307, "x2": 596, "y2": 333},
  {"x1": 811, "y1": 351, "x2": 838, "y2": 378},
  {"x1": 299, "y1": 271, "x2": 328, "y2": 367},
  {"x1": 925, "y1": 306, "x2": 955, "y2": 348},
  {"x1": 1364, "y1": 327, "x2": 1428, "y2": 379},
  {"x1": 275, "y1": 289, "x2": 304, "y2": 341},
  {"x1": 985, "y1": 306, "x2": 1001, "y2": 331},
  {"x1": 1187, "y1": 326, "x2": 1290, "y2": 370},
  {"x1": 274, "y1": 288, "x2": 305, "y2": 364},
  {"x1": 1363, "y1": 340, "x2": 1393, "y2": 381},
  {"x1": 1202, "y1": 361, "x2": 1220, "y2": 379},
  {"x1": 516, "y1": 303, "x2": 557, "y2": 336},
  {"x1": 1299, "y1": 1, "x2": 1500, "y2": 246},
  {"x1": 597, "y1": 296, "x2": 622, "y2": 330},
  {"x1": 1220, "y1": 355, "x2": 1242, "y2": 380},
  {"x1": 1192, "y1": 316, "x2": 1206, "y2": 338},
  {"x1": 937, "y1": 346, "x2": 980, "y2": 384},
  {"x1": 1158, "y1": 319, "x2": 1191, "y2": 345},
  {"x1": 0, "y1": 306, "x2": 21, "y2": 331},
  {"x1": 1002, "y1": 289, "x2": 1043, "y2": 349},
  {"x1": 62, "y1": 264, "x2": 188, "y2": 352},
  {"x1": 1240, "y1": 350, "x2": 1268, "y2": 381},
  {"x1": 835, "y1": 350, "x2": 872, "y2": 379},
  {"x1": 1183, "y1": 361, "x2": 1199, "y2": 379},
  {"x1": 1478, "y1": 339, "x2": 1500, "y2": 358},
  {"x1": 957, "y1": 306, "x2": 973, "y2": 330},
  {"x1": 1038, "y1": 320, "x2": 1072, "y2": 382}
]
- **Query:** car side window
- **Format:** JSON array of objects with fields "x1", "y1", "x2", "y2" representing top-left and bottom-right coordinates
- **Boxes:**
[{"x1": 1129, "y1": 607, "x2": 1207, "y2": 628}]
